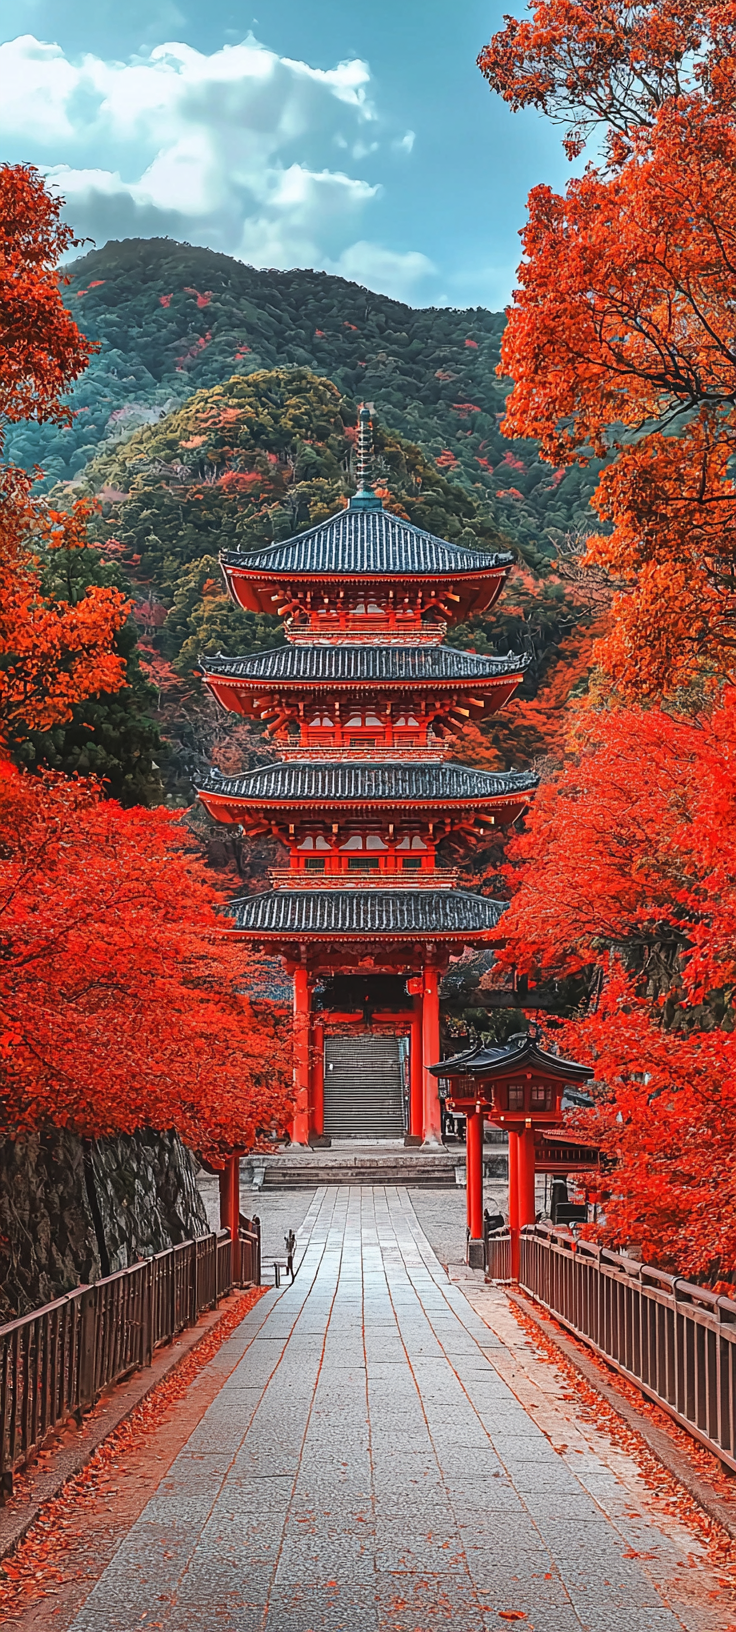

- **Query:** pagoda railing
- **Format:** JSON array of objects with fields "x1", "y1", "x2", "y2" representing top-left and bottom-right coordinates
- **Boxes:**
[
  {"x1": 0, "y1": 1218, "x2": 261, "y2": 1500},
  {"x1": 269, "y1": 868, "x2": 460, "y2": 890},
  {"x1": 285, "y1": 623, "x2": 448, "y2": 646},
  {"x1": 485, "y1": 1220, "x2": 736, "y2": 1473},
  {"x1": 275, "y1": 744, "x2": 451, "y2": 762}
]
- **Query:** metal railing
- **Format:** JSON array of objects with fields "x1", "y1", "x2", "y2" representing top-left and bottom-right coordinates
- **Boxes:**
[
  {"x1": 486, "y1": 1220, "x2": 736, "y2": 1473},
  {"x1": 0, "y1": 1217, "x2": 261, "y2": 1498}
]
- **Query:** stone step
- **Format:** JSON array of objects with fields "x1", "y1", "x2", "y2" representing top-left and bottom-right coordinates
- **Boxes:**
[
  {"x1": 243, "y1": 1146, "x2": 508, "y2": 1190},
  {"x1": 245, "y1": 1150, "x2": 461, "y2": 1190}
]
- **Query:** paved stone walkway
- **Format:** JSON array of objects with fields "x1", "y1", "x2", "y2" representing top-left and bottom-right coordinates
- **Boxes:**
[{"x1": 69, "y1": 1189, "x2": 728, "y2": 1632}]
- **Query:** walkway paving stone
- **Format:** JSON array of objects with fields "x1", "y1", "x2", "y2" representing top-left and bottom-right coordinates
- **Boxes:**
[{"x1": 68, "y1": 1188, "x2": 732, "y2": 1631}]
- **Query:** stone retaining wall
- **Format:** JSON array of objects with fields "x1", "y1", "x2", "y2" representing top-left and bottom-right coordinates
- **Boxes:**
[{"x1": 0, "y1": 1128, "x2": 208, "y2": 1321}]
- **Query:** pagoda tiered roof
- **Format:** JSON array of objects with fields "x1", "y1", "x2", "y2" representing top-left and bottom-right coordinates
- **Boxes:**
[
  {"x1": 201, "y1": 644, "x2": 528, "y2": 684},
  {"x1": 221, "y1": 509, "x2": 512, "y2": 580},
  {"x1": 199, "y1": 760, "x2": 537, "y2": 813},
  {"x1": 226, "y1": 888, "x2": 506, "y2": 938},
  {"x1": 199, "y1": 411, "x2": 529, "y2": 961}
]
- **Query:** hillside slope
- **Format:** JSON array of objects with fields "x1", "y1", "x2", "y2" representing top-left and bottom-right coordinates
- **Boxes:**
[
  {"x1": 4, "y1": 239, "x2": 602, "y2": 557},
  {"x1": 82, "y1": 368, "x2": 587, "y2": 784}
]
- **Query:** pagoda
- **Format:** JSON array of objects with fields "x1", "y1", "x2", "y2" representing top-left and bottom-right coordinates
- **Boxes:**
[{"x1": 198, "y1": 409, "x2": 537, "y2": 1146}]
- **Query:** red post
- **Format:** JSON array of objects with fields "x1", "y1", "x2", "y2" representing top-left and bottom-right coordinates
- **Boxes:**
[
  {"x1": 508, "y1": 1127, "x2": 520, "y2": 1279},
  {"x1": 410, "y1": 999, "x2": 423, "y2": 1137},
  {"x1": 466, "y1": 1110, "x2": 484, "y2": 1244},
  {"x1": 421, "y1": 962, "x2": 442, "y2": 1146},
  {"x1": 292, "y1": 962, "x2": 310, "y2": 1146},
  {"x1": 518, "y1": 1123, "x2": 537, "y2": 1230},
  {"x1": 218, "y1": 1153, "x2": 240, "y2": 1238},
  {"x1": 311, "y1": 1021, "x2": 324, "y2": 1138}
]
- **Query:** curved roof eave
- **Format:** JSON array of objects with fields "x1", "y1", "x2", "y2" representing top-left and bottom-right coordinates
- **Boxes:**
[
  {"x1": 219, "y1": 503, "x2": 514, "y2": 580},
  {"x1": 198, "y1": 762, "x2": 538, "y2": 804},
  {"x1": 199, "y1": 645, "x2": 530, "y2": 683},
  {"x1": 222, "y1": 887, "x2": 506, "y2": 937}
]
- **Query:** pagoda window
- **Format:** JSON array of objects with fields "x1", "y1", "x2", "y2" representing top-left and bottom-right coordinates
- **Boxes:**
[
  {"x1": 297, "y1": 835, "x2": 331, "y2": 851},
  {"x1": 396, "y1": 835, "x2": 427, "y2": 850},
  {"x1": 507, "y1": 1085, "x2": 525, "y2": 1111},
  {"x1": 344, "y1": 712, "x2": 382, "y2": 728},
  {"x1": 305, "y1": 858, "x2": 326, "y2": 872},
  {"x1": 339, "y1": 834, "x2": 387, "y2": 851},
  {"x1": 309, "y1": 714, "x2": 334, "y2": 729},
  {"x1": 348, "y1": 857, "x2": 380, "y2": 871},
  {"x1": 401, "y1": 858, "x2": 422, "y2": 870},
  {"x1": 531, "y1": 1085, "x2": 551, "y2": 1109},
  {"x1": 395, "y1": 714, "x2": 420, "y2": 728}
]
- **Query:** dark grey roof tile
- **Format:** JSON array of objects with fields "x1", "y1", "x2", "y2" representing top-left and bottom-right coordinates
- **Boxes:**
[
  {"x1": 227, "y1": 889, "x2": 506, "y2": 935},
  {"x1": 201, "y1": 762, "x2": 538, "y2": 802},
  {"x1": 221, "y1": 507, "x2": 512, "y2": 579},
  {"x1": 201, "y1": 645, "x2": 527, "y2": 681}
]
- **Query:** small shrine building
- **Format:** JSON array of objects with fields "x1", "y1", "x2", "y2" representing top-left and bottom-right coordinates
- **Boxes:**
[{"x1": 432, "y1": 1031, "x2": 593, "y2": 1268}]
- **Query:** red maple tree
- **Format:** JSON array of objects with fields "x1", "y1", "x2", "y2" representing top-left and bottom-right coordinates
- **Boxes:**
[
  {"x1": 0, "y1": 471, "x2": 130, "y2": 743},
  {"x1": 499, "y1": 692, "x2": 736, "y2": 1277},
  {"x1": 0, "y1": 168, "x2": 292, "y2": 1154},
  {"x1": 0, "y1": 767, "x2": 290, "y2": 1157},
  {"x1": 479, "y1": 1, "x2": 736, "y2": 695},
  {"x1": 0, "y1": 164, "x2": 95, "y2": 428}
]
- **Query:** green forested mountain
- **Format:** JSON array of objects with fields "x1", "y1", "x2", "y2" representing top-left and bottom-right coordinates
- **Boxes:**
[
  {"x1": 5, "y1": 239, "x2": 599, "y2": 804},
  {"x1": 5, "y1": 238, "x2": 602, "y2": 558},
  {"x1": 82, "y1": 368, "x2": 583, "y2": 720}
]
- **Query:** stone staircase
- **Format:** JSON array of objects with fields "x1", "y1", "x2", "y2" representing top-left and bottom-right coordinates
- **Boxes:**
[{"x1": 244, "y1": 1141, "x2": 465, "y2": 1190}]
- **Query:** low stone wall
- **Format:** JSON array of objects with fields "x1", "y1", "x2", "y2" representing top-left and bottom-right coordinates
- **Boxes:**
[{"x1": 0, "y1": 1128, "x2": 209, "y2": 1322}]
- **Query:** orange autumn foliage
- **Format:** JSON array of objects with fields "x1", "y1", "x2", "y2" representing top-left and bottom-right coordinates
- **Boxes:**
[
  {"x1": 0, "y1": 169, "x2": 128, "y2": 744},
  {"x1": 500, "y1": 692, "x2": 736, "y2": 1276},
  {"x1": 0, "y1": 164, "x2": 94, "y2": 427},
  {"x1": 555, "y1": 976, "x2": 736, "y2": 1279},
  {"x1": 0, "y1": 765, "x2": 291, "y2": 1155},
  {"x1": 480, "y1": 2, "x2": 736, "y2": 694},
  {"x1": 0, "y1": 167, "x2": 292, "y2": 1154},
  {"x1": 0, "y1": 467, "x2": 130, "y2": 742}
]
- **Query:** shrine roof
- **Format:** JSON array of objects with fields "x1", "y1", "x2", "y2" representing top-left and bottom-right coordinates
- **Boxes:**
[
  {"x1": 430, "y1": 1032, "x2": 591, "y2": 1082},
  {"x1": 200, "y1": 761, "x2": 538, "y2": 804},
  {"x1": 220, "y1": 508, "x2": 512, "y2": 580},
  {"x1": 201, "y1": 644, "x2": 527, "y2": 683},
  {"x1": 226, "y1": 888, "x2": 505, "y2": 937}
]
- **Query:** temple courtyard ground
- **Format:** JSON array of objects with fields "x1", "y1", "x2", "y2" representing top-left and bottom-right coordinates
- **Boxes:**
[{"x1": 6, "y1": 1187, "x2": 735, "y2": 1632}]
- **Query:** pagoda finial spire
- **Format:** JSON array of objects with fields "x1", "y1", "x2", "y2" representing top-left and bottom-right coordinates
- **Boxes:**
[{"x1": 350, "y1": 404, "x2": 383, "y2": 512}]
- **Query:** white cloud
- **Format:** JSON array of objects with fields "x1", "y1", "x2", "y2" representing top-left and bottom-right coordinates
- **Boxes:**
[
  {"x1": 327, "y1": 241, "x2": 436, "y2": 303},
  {"x1": 393, "y1": 130, "x2": 415, "y2": 154},
  {"x1": 0, "y1": 31, "x2": 430, "y2": 286}
]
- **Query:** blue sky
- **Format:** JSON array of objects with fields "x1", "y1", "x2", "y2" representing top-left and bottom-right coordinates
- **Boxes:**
[{"x1": 0, "y1": 1, "x2": 572, "y2": 309}]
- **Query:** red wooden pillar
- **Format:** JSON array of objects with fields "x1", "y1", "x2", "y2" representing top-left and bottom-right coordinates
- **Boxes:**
[
  {"x1": 466, "y1": 1109, "x2": 484, "y2": 1245},
  {"x1": 292, "y1": 962, "x2": 310, "y2": 1147},
  {"x1": 311, "y1": 1021, "x2": 324, "y2": 1138},
  {"x1": 410, "y1": 998, "x2": 423, "y2": 1137},
  {"x1": 219, "y1": 1153, "x2": 240, "y2": 1280},
  {"x1": 421, "y1": 962, "x2": 442, "y2": 1146},
  {"x1": 518, "y1": 1122, "x2": 537, "y2": 1229},
  {"x1": 508, "y1": 1127, "x2": 520, "y2": 1279}
]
